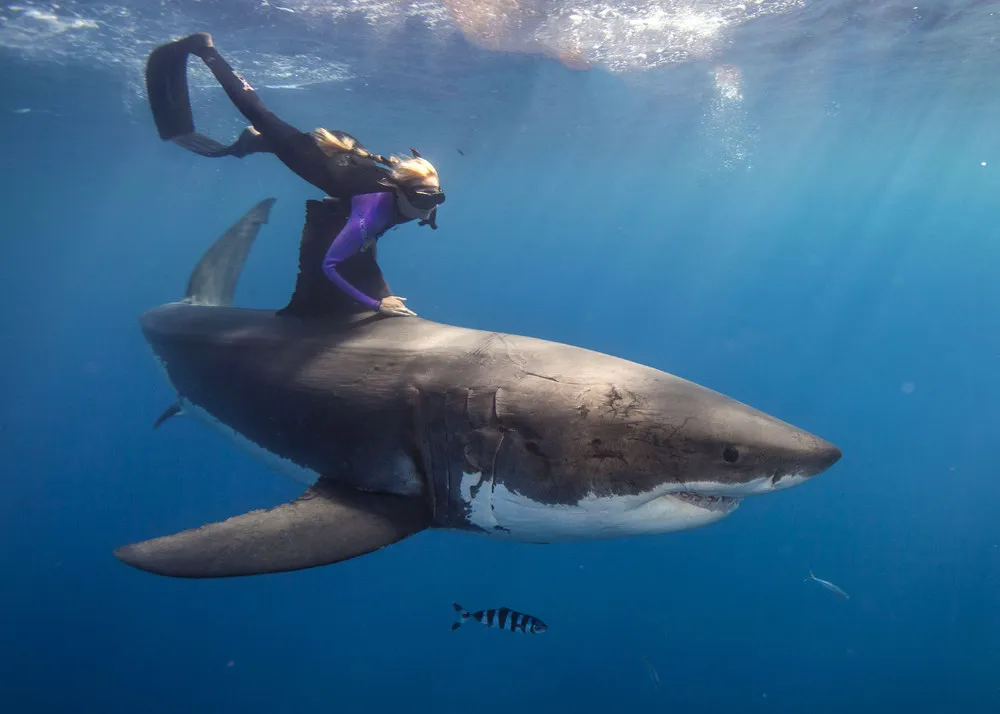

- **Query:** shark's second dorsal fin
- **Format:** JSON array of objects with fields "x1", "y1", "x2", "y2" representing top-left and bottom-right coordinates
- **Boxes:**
[
  {"x1": 278, "y1": 198, "x2": 391, "y2": 319},
  {"x1": 185, "y1": 197, "x2": 276, "y2": 306}
]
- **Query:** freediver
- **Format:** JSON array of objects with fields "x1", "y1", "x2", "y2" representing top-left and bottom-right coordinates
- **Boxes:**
[{"x1": 145, "y1": 32, "x2": 446, "y2": 317}]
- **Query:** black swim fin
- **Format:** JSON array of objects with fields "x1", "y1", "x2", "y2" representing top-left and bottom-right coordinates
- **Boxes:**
[
  {"x1": 145, "y1": 33, "x2": 211, "y2": 140},
  {"x1": 146, "y1": 33, "x2": 270, "y2": 158},
  {"x1": 171, "y1": 126, "x2": 271, "y2": 158},
  {"x1": 114, "y1": 478, "x2": 430, "y2": 578}
]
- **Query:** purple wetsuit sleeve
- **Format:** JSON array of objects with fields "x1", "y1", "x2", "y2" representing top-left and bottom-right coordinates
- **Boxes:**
[{"x1": 322, "y1": 192, "x2": 396, "y2": 310}]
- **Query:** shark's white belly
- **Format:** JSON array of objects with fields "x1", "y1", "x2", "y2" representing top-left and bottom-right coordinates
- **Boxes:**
[{"x1": 458, "y1": 471, "x2": 738, "y2": 542}]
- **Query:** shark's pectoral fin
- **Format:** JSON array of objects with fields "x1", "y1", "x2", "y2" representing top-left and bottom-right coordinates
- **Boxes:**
[{"x1": 114, "y1": 479, "x2": 429, "y2": 578}]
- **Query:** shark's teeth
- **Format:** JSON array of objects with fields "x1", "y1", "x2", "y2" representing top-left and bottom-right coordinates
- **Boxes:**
[{"x1": 673, "y1": 492, "x2": 740, "y2": 512}]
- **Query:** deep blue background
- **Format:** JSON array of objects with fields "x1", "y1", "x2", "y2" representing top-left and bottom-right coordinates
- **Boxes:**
[{"x1": 2, "y1": 11, "x2": 1000, "y2": 713}]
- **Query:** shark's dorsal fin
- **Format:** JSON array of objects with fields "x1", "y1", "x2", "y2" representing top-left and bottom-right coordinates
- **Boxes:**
[
  {"x1": 278, "y1": 198, "x2": 392, "y2": 319},
  {"x1": 184, "y1": 197, "x2": 276, "y2": 306}
]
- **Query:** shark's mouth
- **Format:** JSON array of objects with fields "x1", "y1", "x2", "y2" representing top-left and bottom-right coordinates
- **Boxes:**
[{"x1": 672, "y1": 492, "x2": 741, "y2": 513}]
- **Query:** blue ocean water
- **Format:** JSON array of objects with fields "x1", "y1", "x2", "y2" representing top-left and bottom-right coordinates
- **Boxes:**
[{"x1": 2, "y1": 1, "x2": 1000, "y2": 712}]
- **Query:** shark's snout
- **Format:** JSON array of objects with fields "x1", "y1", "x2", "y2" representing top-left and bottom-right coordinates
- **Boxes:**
[
  {"x1": 809, "y1": 439, "x2": 842, "y2": 474},
  {"x1": 765, "y1": 434, "x2": 841, "y2": 493}
]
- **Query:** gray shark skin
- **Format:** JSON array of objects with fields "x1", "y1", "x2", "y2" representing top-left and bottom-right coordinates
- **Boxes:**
[{"x1": 115, "y1": 199, "x2": 841, "y2": 579}]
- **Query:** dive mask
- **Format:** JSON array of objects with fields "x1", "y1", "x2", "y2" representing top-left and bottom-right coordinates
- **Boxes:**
[{"x1": 405, "y1": 187, "x2": 446, "y2": 211}]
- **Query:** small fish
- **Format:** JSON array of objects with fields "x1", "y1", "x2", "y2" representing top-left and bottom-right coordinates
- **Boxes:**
[
  {"x1": 451, "y1": 603, "x2": 547, "y2": 634},
  {"x1": 806, "y1": 570, "x2": 849, "y2": 599},
  {"x1": 642, "y1": 655, "x2": 660, "y2": 690},
  {"x1": 457, "y1": 148, "x2": 465, "y2": 156}
]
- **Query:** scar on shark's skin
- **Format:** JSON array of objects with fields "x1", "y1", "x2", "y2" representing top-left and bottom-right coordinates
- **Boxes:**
[
  {"x1": 488, "y1": 431, "x2": 511, "y2": 533},
  {"x1": 497, "y1": 334, "x2": 566, "y2": 385}
]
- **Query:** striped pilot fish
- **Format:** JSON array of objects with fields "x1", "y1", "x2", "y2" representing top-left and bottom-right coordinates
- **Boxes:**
[{"x1": 451, "y1": 603, "x2": 548, "y2": 634}]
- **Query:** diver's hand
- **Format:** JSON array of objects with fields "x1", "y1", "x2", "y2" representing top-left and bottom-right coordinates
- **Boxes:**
[{"x1": 378, "y1": 296, "x2": 417, "y2": 317}]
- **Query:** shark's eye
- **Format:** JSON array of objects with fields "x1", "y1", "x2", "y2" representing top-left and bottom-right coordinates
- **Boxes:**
[{"x1": 723, "y1": 446, "x2": 740, "y2": 463}]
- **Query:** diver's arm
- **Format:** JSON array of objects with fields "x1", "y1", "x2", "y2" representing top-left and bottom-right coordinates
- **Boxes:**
[
  {"x1": 321, "y1": 194, "x2": 397, "y2": 312},
  {"x1": 322, "y1": 223, "x2": 380, "y2": 311}
]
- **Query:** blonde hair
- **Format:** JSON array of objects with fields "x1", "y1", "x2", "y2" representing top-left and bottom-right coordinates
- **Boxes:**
[
  {"x1": 312, "y1": 128, "x2": 374, "y2": 161},
  {"x1": 387, "y1": 155, "x2": 439, "y2": 188},
  {"x1": 312, "y1": 131, "x2": 440, "y2": 188}
]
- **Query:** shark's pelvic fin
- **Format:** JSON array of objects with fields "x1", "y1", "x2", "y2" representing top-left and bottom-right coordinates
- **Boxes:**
[
  {"x1": 184, "y1": 197, "x2": 276, "y2": 307},
  {"x1": 152, "y1": 402, "x2": 182, "y2": 430},
  {"x1": 113, "y1": 478, "x2": 429, "y2": 578}
]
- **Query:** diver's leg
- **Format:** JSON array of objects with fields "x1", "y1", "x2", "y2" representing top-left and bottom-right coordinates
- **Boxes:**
[
  {"x1": 147, "y1": 33, "x2": 390, "y2": 195},
  {"x1": 195, "y1": 39, "x2": 398, "y2": 195},
  {"x1": 189, "y1": 35, "x2": 303, "y2": 146}
]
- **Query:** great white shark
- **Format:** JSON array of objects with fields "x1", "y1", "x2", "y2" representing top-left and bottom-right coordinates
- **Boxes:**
[{"x1": 115, "y1": 197, "x2": 842, "y2": 578}]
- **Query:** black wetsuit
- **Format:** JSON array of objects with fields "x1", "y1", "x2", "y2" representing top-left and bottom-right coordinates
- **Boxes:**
[{"x1": 145, "y1": 32, "x2": 392, "y2": 200}]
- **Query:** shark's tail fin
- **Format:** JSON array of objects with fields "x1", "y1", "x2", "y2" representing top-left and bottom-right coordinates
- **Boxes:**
[
  {"x1": 451, "y1": 603, "x2": 470, "y2": 630},
  {"x1": 184, "y1": 198, "x2": 276, "y2": 307},
  {"x1": 805, "y1": 569, "x2": 815, "y2": 583}
]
